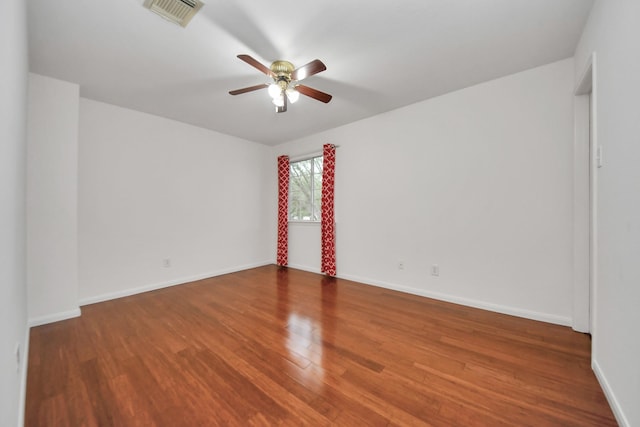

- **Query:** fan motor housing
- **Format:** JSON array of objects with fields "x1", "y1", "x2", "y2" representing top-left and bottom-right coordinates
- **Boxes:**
[{"x1": 270, "y1": 61, "x2": 295, "y2": 78}]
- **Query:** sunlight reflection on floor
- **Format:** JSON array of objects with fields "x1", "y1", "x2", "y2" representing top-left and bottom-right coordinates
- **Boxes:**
[{"x1": 286, "y1": 312, "x2": 325, "y2": 389}]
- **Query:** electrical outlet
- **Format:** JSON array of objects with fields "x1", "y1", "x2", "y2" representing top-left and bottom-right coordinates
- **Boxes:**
[
  {"x1": 431, "y1": 264, "x2": 440, "y2": 276},
  {"x1": 163, "y1": 258, "x2": 171, "y2": 268},
  {"x1": 398, "y1": 260, "x2": 405, "y2": 270}
]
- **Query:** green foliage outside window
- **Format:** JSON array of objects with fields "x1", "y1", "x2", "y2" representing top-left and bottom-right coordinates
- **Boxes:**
[{"x1": 289, "y1": 156, "x2": 323, "y2": 221}]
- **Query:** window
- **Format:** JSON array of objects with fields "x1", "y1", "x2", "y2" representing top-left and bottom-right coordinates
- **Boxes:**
[{"x1": 289, "y1": 156, "x2": 323, "y2": 221}]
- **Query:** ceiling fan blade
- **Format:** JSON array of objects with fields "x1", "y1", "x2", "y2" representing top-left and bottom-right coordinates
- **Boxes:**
[
  {"x1": 229, "y1": 83, "x2": 269, "y2": 95},
  {"x1": 296, "y1": 84, "x2": 332, "y2": 103},
  {"x1": 291, "y1": 59, "x2": 326, "y2": 81},
  {"x1": 237, "y1": 54, "x2": 275, "y2": 77}
]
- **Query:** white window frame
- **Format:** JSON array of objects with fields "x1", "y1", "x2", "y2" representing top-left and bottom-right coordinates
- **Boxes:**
[{"x1": 288, "y1": 155, "x2": 323, "y2": 223}]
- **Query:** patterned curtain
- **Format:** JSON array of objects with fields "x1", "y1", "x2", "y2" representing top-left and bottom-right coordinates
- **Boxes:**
[
  {"x1": 321, "y1": 144, "x2": 336, "y2": 276},
  {"x1": 277, "y1": 155, "x2": 289, "y2": 266}
]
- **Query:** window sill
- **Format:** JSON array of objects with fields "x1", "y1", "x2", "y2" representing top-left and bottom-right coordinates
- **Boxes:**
[{"x1": 288, "y1": 220, "x2": 320, "y2": 225}]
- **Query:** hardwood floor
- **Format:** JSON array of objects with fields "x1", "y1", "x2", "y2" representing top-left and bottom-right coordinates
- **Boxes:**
[{"x1": 26, "y1": 265, "x2": 616, "y2": 426}]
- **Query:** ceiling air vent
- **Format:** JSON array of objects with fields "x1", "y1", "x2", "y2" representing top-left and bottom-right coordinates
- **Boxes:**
[{"x1": 143, "y1": 0, "x2": 204, "y2": 28}]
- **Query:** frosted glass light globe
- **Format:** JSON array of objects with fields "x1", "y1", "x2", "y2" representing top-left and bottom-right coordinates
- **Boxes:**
[
  {"x1": 272, "y1": 95, "x2": 285, "y2": 107},
  {"x1": 268, "y1": 83, "x2": 282, "y2": 99},
  {"x1": 286, "y1": 88, "x2": 300, "y2": 103}
]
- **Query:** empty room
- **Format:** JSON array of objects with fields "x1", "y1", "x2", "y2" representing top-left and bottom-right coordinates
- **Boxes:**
[{"x1": 2, "y1": 0, "x2": 639, "y2": 425}]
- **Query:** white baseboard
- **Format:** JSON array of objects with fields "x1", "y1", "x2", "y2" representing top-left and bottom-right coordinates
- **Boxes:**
[
  {"x1": 18, "y1": 325, "x2": 30, "y2": 427},
  {"x1": 338, "y1": 272, "x2": 572, "y2": 326},
  {"x1": 592, "y1": 358, "x2": 629, "y2": 427},
  {"x1": 287, "y1": 263, "x2": 322, "y2": 275},
  {"x1": 28, "y1": 307, "x2": 82, "y2": 328},
  {"x1": 28, "y1": 262, "x2": 571, "y2": 328},
  {"x1": 286, "y1": 264, "x2": 571, "y2": 326},
  {"x1": 78, "y1": 260, "x2": 273, "y2": 307}
]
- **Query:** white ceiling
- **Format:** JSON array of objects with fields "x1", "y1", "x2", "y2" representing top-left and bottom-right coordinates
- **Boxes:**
[{"x1": 27, "y1": 0, "x2": 593, "y2": 146}]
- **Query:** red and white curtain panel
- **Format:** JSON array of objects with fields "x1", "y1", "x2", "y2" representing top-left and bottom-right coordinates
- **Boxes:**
[
  {"x1": 277, "y1": 155, "x2": 289, "y2": 266},
  {"x1": 321, "y1": 144, "x2": 337, "y2": 276}
]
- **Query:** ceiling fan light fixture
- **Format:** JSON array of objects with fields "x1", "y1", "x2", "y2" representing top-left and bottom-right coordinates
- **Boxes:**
[
  {"x1": 286, "y1": 88, "x2": 300, "y2": 103},
  {"x1": 272, "y1": 95, "x2": 285, "y2": 107},
  {"x1": 268, "y1": 83, "x2": 282, "y2": 99}
]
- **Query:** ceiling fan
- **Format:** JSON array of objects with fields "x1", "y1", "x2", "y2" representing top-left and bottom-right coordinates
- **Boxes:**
[{"x1": 229, "y1": 54, "x2": 332, "y2": 113}]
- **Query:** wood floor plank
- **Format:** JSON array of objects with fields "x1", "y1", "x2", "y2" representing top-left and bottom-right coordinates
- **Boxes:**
[{"x1": 25, "y1": 265, "x2": 617, "y2": 426}]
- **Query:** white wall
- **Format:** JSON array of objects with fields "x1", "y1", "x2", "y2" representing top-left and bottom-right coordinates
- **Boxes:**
[
  {"x1": 78, "y1": 99, "x2": 273, "y2": 303},
  {"x1": 27, "y1": 73, "x2": 81, "y2": 325},
  {"x1": 0, "y1": 0, "x2": 29, "y2": 425},
  {"x1": 274, "y1": 58, "x2": 576, "y2": 325},
  {"x1": 574, "y1": 2, "x2": 640, "y2": 426}
]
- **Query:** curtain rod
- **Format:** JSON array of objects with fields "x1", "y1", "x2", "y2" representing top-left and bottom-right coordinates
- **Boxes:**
[{"x1": 287, "y1": 145, "x2": 340, "y2": 162}]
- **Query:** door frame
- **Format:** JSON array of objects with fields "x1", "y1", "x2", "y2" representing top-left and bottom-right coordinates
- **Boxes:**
[{"x1": 573, "y1": 52, "x2": 597, "y2": 335}]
